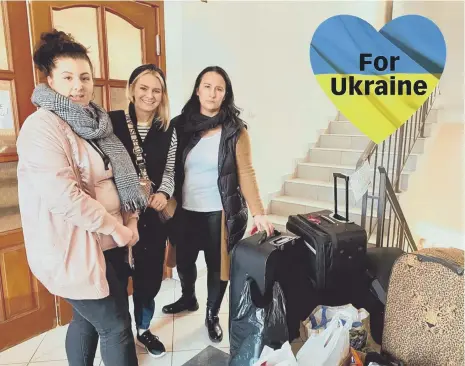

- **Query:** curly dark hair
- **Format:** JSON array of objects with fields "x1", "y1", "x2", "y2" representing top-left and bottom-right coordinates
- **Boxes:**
[
  {"x1": 33, "y1": 29, "x2": 93, "y2": 76},
  {"x1": 182, "y1": 66, "x2": 246, "y2": 129}
]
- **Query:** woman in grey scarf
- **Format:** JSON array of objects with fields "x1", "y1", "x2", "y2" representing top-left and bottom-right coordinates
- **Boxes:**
[{"x1": 17, "y1": 30, "x2": 144, "y2": 366}]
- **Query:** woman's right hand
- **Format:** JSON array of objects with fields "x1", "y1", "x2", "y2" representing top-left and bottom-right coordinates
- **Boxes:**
[{"x1": 111, "y1": 223, "x2": 133, "y2": 247}]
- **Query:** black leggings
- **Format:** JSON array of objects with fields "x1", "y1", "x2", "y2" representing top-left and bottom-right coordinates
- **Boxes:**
[
  {"x1": 64, "y1": 249, "x2": 138, "y2": 366},
  {"x1": 176, "y1": 209, "x2": 227, "y2": 311}
]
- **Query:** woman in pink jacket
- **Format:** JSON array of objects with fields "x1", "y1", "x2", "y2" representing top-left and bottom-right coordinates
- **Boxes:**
[{"x1": 16, "y1": 30, "x2": 145, "y2": 366}]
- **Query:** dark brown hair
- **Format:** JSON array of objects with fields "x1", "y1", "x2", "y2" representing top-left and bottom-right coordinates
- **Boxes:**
[
  {"x1": 33, "y1": 29, "x2": 93, "y2": 77},
  {"x1": 182, "y1": 66, "x2": 245, "y2": 130}
]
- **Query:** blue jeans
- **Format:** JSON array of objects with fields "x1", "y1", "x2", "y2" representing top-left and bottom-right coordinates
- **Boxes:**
[{"x1": 65, "y1": 249, "x2": 138, "y2": 366}]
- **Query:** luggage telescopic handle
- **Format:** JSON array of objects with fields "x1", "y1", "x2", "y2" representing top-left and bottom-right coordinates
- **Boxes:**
[{"x1": 333, "y1": 173, "x2": 349, "y2": 222}]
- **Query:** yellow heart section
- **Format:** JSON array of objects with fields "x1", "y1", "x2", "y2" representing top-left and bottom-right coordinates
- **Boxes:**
[{"x1": 316, "y1": 73, "x2": 440, "y2": 143}]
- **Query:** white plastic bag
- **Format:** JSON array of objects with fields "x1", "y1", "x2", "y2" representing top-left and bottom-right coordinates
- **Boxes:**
[
  {"x1": 296, "y1": 315, "x2": 351, "y2": 366},
  {"x1": 253, "y1": 341, "x2": 298, "y2": 366},
  {"x1": 307, "y1": 304, "x2": 369, "y2": 336}
]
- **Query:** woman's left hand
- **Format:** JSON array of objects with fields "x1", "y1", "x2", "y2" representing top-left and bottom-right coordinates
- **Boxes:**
[
  {"x1": 150, "y1": 192, "x2": 168, "y2": 212},
  {"x1": 253, "y1": 215, "x2": 274, "y2": 237},
  {"x1": 126, "y1": 218, "x2": 140, "y2": 247}
]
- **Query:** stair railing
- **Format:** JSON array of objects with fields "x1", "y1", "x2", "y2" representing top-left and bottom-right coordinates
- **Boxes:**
[{"x1": 355, "y1": 86, "x2": 440, "y2": 250}]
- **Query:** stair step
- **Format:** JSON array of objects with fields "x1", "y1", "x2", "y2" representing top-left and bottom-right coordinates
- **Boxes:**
[
  {"x1": 284, "y1": 178, "x2": 400, "y2": 209},
  {"x1": 337, "y1": 108, "x2": 440, "y2": 124},
  {"x1": 426, "y1": 108, "x2": 440, "y2": 123},
  {"x1": 270, "y1": 195, "x2": 364, "y2": 226},
  {"x1": 309, "y1": 147, "x2": 419, "y2": 171},
  {"x1": 329, "y1": 120, "x2": 435, "y2": 138},
  {"x1": 267, "y1": 214, "x2": 289, "y2": 233},
  {"x1": 296, "y1": 162, "x2": 410, "y2": 191},
  {"x1": 318, "y1": 134, "x2": 427, "y2": 154}
]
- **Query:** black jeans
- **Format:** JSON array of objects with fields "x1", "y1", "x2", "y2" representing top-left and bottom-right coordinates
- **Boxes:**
[
  {"x1": 65, "y1": 249, "x2": 138, "y2": 366},
  {"x1": 130, "y1": 209, "x2": 167, "y2": 330},
  {"x1": 176, "y1": 209, "x2": 228, "y2": 311}
]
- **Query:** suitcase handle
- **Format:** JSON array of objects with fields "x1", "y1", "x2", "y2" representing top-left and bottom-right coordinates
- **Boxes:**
[
  {"x1": 257, "y1": 229, "x2": 281, "y2": 245},
  {"x1": 333, "y1": 173, "x2": 349, "y2": 222},
  {"x1": 416, "y1": 254, "x2": 464, "y2": 275}
]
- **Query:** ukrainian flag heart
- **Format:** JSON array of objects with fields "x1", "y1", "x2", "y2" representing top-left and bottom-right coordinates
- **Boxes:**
[{"x1": 310, "y1": 15, "x2": 446, "y2": 143}]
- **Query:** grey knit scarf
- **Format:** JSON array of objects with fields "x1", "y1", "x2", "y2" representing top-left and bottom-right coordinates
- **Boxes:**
[{"x1": 31, "y1": 83, "x2": 149, "y2": 212}]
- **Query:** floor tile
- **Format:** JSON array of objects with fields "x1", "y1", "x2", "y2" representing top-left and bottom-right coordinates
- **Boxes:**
[
  {"x1": 173, "y1": 314, "x2": 229, "y2": 352},
  {"x1": 102, "y1": 353, "x2": 172, "y2": 366},
  {"x1": 172, "y1": 350, "x2": 203, "y2": 366},
  {"x1": 176, "y1": 346, "x2": 229, "y2": 366},
  {"x1": 171, "y1": 347, "x2": 230, "y2": 366},
  {"x1": 30, "y1": 325, "x2": 69, "y2": 362},
  {"x1": 29, "y1": 360, "x2": 100, "y2": 366},
  {"x1": 137, "y1": 352, "x2": 173, "y2": 366},
  {"x1": 0, "y1": 332, "x2": 46, "y2": 365}
]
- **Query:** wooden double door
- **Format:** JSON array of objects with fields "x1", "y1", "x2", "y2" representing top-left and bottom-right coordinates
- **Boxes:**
[{"x1": 0, "y1": 0, "x2": 166, "y2": 351}]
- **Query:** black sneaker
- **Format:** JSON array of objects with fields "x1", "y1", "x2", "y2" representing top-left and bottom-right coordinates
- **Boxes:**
[{"x1": 136, "y1": 330, "x2": 166, "y2": 358}]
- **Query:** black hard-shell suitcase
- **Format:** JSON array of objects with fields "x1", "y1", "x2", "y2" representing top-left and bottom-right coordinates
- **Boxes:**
[
  {"x1": 229, "y1": 230, "x2": 315, "y2": 365},
  {"x1": 286, "y1": 173, "x2": 367, "y2": 303},
  {"x1": 229, "y1": 230, "x2": 292, "y2": 365}
]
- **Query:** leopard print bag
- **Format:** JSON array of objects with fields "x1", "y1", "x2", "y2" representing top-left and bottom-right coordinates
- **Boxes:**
[{"x1": 381, "y1": 248, "x2": 464, "y2": 366}]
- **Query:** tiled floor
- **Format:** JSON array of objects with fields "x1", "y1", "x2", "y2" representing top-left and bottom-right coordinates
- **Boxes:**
[{"x1": 0, "y1": 270, "x2": 306, "y2": 366}]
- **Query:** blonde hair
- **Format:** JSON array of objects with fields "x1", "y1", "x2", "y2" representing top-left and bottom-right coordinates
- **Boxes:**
[{"x1": 126, "y1": 69, "x2": 170, "y2": 131}]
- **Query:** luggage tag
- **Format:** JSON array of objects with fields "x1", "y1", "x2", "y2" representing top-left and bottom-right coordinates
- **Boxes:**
[
  {"x1": 306, "y1": 215, "x2": 322, "y2": 224},
  {"x1": 306, "y1": 214, "x2": 338, "y2": 225}
]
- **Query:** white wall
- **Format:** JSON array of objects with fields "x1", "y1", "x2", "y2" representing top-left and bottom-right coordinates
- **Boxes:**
[
  {"x1": 399, "y1": 123, "x2": 465, "y2": 249},
  {"x1": 391, "y1": 1, "x2": 465, "y2": 249},
  {"x1": 164, "y1": 0, "x2": 387, "y2": 209},
  {"x1": 393, "y1": 1, "x2": 465, "y2": 123}
]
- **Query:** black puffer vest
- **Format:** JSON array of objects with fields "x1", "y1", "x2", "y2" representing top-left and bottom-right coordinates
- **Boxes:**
[{"x1": 173, "y1": 115, "x2": 248, "y2": 252}]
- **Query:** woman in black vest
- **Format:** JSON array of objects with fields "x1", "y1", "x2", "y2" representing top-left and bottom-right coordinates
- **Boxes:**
[
  {"x1": 162, "y1": 66, "x2": 274, "y2": 342},
  {"x1": 109, "y1": 64, "x2": 176, "y2": 358}
]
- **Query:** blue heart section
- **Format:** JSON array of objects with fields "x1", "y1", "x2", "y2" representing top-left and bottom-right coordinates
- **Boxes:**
[
  {"x1": 310, "y1": 14, "x2": 446, "y2": 77},
  {"x1": 380, "y1": 15, "x2": 446, "y2": 76}
]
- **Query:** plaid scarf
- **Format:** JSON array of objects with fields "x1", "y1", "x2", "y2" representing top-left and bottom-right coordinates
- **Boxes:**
[{"x1": 31, "y1": 83, "x2": 149, "y2": 212}]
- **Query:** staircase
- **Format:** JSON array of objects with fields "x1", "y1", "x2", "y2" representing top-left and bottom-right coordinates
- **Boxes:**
[{"x1": 267, "y1": 94, "x2": 441, "y2": 247}]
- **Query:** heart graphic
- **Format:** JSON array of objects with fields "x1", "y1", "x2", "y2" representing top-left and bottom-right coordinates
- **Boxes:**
[{"x1": 310, "y1": 15, "x2": 446, "y2": 143}]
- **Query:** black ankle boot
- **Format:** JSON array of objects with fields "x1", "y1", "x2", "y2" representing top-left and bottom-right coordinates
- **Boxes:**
[
  {"x1": 205, "y1": 308, "x2": 223, "y2": 342},
  {"x1": 162, "y1": 295, "x2": 199, "y2": 314}
]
